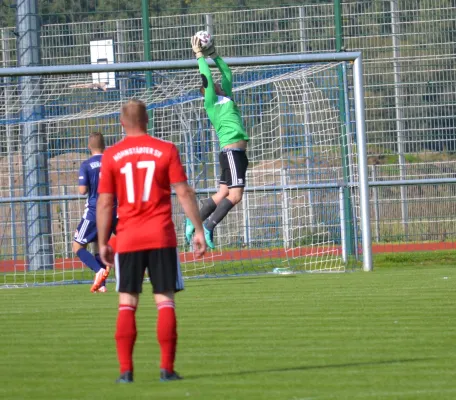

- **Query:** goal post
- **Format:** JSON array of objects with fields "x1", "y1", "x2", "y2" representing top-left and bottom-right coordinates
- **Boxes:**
[{"x1": 0, "y1": 52, "x2": 372, "y2": 287}]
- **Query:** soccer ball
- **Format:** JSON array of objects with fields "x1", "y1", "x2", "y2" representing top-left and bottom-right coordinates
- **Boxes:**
[{"x1": 195, "y1": 30, "x2": 213, "y2": 50}]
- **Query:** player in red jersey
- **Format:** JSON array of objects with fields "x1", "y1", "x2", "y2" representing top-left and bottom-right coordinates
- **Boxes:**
[{"x1": 96, "y1": 100, "x2": 206, "y2": 383}]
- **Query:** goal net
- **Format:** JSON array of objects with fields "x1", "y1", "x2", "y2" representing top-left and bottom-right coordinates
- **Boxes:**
[{"x1": 0, "y1": 57, "x2": 367, "y2": 287}]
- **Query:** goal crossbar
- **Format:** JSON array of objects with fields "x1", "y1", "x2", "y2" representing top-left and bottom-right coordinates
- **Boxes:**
[{"x1": 0, "y1": 53, "x2": 362, "y2": 77}]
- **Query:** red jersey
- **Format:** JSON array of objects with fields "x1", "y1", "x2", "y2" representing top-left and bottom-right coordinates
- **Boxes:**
[{"x1": 98, "y1": 134, "x2": 187, "y2": 253}]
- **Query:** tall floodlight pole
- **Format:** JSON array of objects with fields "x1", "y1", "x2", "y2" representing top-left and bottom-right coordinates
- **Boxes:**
[
  {"x1": 390, "y1": 0, "x2": 409, "y2": 239},
  {"x1": 16, "y1": 0, "x2": 54, "y2": 270}
]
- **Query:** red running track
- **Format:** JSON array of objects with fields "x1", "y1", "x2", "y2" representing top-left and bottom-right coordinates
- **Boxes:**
[{"x1": 1, "y1": 241, "x2": 455, "y2": 273}]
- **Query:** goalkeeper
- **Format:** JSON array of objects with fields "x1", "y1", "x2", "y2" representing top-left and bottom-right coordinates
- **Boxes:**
[{"x1": 185, "y1": 36, "x2": 250, "y2": 249}]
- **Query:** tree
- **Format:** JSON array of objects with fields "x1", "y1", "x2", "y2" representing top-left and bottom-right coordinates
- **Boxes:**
[{"x1": 0, "y1": 0, "x2": 16, "y2": 27}]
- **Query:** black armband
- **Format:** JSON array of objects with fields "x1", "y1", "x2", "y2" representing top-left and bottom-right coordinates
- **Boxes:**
[{"x1": 200, "y1": 74, "x2": 208, "y2": 88}]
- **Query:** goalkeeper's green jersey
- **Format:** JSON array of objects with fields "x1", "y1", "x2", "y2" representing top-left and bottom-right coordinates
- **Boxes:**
[{"x1": 198, "y1": 56, "x2": 250, "y2": 149}]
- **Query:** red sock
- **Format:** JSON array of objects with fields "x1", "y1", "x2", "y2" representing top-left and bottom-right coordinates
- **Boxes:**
[
  {"x1": 115, "y1": 304, "x2": 137, "y2": 374},
  {"x1": 157, "y1": 300, "x2": 177, "y2": 373}
]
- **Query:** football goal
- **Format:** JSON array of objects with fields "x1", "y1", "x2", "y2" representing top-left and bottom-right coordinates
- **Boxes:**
[{"x1": 0, "y1": 53, "x2": 372, "y2": 287}]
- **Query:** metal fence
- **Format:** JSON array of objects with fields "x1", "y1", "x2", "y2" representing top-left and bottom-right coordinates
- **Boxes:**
[
  {"x1": 2, "y1": 1, "x2": 454, "y2": 152},
  {"x1": 1, "y1": 0, "x2": 456, "y2": 253}
]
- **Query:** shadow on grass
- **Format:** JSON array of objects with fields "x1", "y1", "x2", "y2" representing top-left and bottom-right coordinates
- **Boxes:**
[
  {"x1": 187, "y1": 275, "x2": 297, "y2": 287},
  {"x1": 187, "y1": 358, "x2": 432, "y2": 379}
]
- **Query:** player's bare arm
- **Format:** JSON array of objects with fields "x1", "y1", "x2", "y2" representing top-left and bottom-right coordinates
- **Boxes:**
[
  {"x1": 174, "y1": 181, "x2": 206, "y2": 258},
  {"x1": 78, "y1": 185, "x2": 88, "y2": 195},
  {"x1": 96, "y1": 192, "x2": 115, "y2": 266}
]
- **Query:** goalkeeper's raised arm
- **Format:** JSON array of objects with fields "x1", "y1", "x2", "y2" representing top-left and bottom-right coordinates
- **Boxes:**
[
  {"x1": 186, "y1": 35, "x2": 250, "y2": 250},
  {"x1": 213, "y1": 55, "x2": 233, "y2": 98}
]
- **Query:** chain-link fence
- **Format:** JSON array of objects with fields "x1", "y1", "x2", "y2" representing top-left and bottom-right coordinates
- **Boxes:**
[{"x1": 2, "y1": 1, "x2": 454, "y2": 155}]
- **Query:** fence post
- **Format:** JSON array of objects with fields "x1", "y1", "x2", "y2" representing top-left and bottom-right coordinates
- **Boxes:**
[
  {"x1": 372, "y1": 165, "x2": 381, "y2": 242},
  {"x1": 304, "y1": 131, "x2": 316, "y2": 234},
  {"x1": 1, "y1": 29, "x2": 18, "y2": 260},
  {"x1": 300, "y1": 77, "x2": 316, "y2": 234},
  {"x1": 141, "y1": 0, "x2": 152, "y2": 87},
  {"x1": 390, "y1": 0, "x2": 409, "y2": 239},
  {"x1": 342, "y1": 61, "x2": 360, "y2": 258},
  {"x1": 115, "y1": 19, "x2": 127, "y2": 140},
  {"x1": 280, "y1": 169, "x2": 290, "y2": 248},
  {"x1": 339, "y1": 186, "x2": 347, "y2": 263},
  {"x1": 299, "y1": 6, "x2": 308, "y2": 53},
  {"x1": 115, "y1": 20, "x2": 127, "y2": 99},
  {"x1": 141, "y1": 0, "x2": 154, "y2": 134},
  {"x1": 205, "y1": 14, "x2": 214, "y2": 35},
  {"x1": 60, "y1": 186, "x2": 70, "y2": 258},
  {"x1": 212, "y1": 128, "x2": 219, "y2": 190},
  {"x1": 334, "y1": 0, "x2": 355, "y2": 259},
  {"x1": 17, "y1": 0, "x2": 54, "y2": 270},
  {"x1": 242, "y1": 190, "x2": 251, "y2": 246}
]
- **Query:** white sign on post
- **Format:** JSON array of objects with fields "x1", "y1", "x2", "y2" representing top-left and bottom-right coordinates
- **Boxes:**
[{"x1": 90, "y1": 39, "x2": 116, "y2": 89}]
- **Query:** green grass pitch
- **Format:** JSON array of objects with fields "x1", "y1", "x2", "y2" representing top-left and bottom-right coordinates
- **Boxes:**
[{"x1": 1, "y1": 251, "x2": 456, "y2": 400}]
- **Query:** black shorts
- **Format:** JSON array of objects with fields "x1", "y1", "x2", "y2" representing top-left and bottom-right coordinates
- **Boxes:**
[
  {"x1": 115, "y1": 248, "x2": 184, "y2": 294},
  {"x1": 219, "y1": 149, "x2": 249, "y2": 188}
]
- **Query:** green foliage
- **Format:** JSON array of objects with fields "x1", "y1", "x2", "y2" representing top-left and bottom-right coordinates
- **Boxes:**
[
  {"x1": 0, "y1": 0, "x2": 15, "y2": 27},
  {"x1": 1, "y1": 0, "x2": 326, "y2": 26}
]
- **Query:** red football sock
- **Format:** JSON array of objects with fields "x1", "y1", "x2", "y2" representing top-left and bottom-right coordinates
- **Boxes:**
[
  {"x1": 157, "y1": 300, "x2": 177, "y2": 373},
  {"x1": 115, "y1": 304, "x2": 137, "y2": 374}
]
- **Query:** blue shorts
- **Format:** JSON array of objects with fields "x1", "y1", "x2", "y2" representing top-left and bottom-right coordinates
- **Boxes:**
[
  {"x1": 74, "y1": 214, "x2": 118, "y2": 245},
  {"x1": 74, "y1": 218, "x2": 98, "y2": 245}
]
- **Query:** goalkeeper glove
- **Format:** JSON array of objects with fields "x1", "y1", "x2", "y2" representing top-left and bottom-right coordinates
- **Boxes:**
[
  {"x1": 191, "y1": 36, "x2": 204, "y2": 59},
  {"x1": 203, "y1": 45, "x2": 217, "y2": 59}
]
